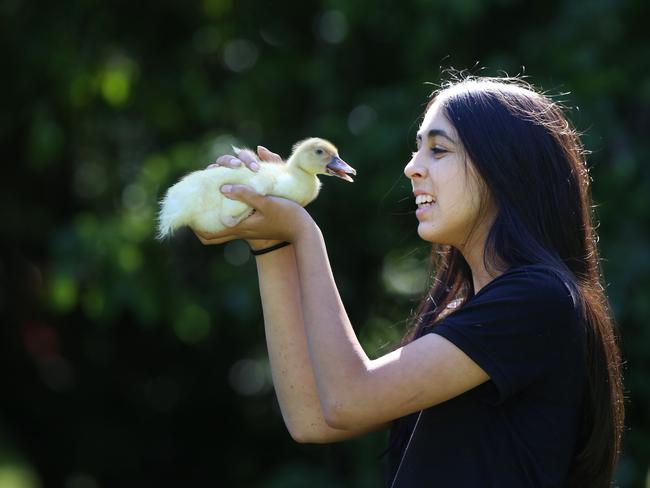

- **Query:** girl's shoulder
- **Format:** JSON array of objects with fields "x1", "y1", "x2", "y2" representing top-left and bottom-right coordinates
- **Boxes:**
[{"x1": 475, "y1": 263, "x2": 576, "y2": 302}]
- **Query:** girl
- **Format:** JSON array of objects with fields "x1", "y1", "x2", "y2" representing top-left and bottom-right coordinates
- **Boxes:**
[{"x1": 195, "y1": 76, "x2": 624, "y2": 487}]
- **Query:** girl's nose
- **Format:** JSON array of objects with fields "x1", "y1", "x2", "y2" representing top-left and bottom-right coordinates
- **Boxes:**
[{"x1": 404, "y1": 157, "x2": 427, "y2": 179}]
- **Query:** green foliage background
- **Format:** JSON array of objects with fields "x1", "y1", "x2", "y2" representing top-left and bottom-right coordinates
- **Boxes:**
[{"x1": 1, "y1": 0, "x2": 649, "y2": 486}]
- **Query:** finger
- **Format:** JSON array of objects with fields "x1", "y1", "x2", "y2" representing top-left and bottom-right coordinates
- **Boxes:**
[
  {"x1": 214, "y1": 154, "x2": 243, "y2": 168},
  {"x1": 257, "y1": 145, "x2": 283, "y2": 163},
  {"x1": 207, "y1": 158, "x2": 236, "y2": 169},
  {"x1": 195, "y1": 226, "x2": 236, "y2": 240},
  {"x1": 233, "y1": 147, "x2": 260, "y2": 172},
  {"x1": 194, "y1": 229, "x2": 238, "y2": 245},
  {"x1": 221, "y1": 184, "x2": 265, "y2": 209},
  {"x1": 194, "y1": 229, "x2": 214, "y2": 242},
  {"x1": 203, "y1": 235, "x2": 236, "y2": 245}
]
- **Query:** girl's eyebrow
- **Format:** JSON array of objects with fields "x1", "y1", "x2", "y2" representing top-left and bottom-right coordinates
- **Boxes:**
[{"x1": 416, "y1": 129, "x2": 456, "y2": 145}]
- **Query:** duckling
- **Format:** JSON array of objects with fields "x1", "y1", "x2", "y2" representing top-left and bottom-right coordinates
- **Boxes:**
[{"x1": 157, "y1": 137, "x2": 356, "y2": 239}]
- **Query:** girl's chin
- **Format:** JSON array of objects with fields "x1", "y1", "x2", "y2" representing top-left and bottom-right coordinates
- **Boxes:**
[
  {"x1": 417, "y1": 224, "x2": 453, "y2": 246},
  {"x1": 417, "y1": 224, "x2": 438, "y2": 243}
]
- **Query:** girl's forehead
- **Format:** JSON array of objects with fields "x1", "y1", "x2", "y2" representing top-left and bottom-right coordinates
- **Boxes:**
[{"x1": 419, "y1": 101, "x2": 457, "y2": 139}]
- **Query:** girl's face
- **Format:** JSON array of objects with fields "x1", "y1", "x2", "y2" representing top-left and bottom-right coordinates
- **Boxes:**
[{"x1": 404, "y1": 100, "x2": 493, "y2": 248}]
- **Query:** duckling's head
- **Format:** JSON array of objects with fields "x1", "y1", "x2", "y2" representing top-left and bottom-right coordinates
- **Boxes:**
[{"x1": 288, "y1": 137, "x2": 356, "y2": 182}]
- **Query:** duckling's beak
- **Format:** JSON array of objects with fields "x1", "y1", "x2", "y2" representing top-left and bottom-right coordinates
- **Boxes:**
[{"x1": 325, "y1": 156, "x2": 356, "y2": 182}]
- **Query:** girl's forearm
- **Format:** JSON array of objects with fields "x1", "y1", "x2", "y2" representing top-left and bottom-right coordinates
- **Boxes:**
[
  {"x1": 292, "y1": 223, "x2": 369, "y2": 426},
  {"x1": 254, "y1": 245, "x2": 355, "y2": 442}
]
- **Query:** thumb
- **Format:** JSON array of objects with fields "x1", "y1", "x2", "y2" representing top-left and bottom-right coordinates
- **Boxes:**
[{"x1": 221, "y1": 184, "x2": 265, "y2": 208}]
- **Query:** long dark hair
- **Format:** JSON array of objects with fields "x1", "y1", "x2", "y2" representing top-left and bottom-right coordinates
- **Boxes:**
[{"x1": 396, "y1": 75, "x2": 624, "y2": 487}]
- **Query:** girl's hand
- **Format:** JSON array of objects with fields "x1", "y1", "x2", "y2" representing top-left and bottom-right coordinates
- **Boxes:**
[
  {"x1": 207, "y1": 144, "x2": 283, "y2": 172},
  {"x1": 193, "y1": 185, "x2": 315, "y2": 249},
  {"x1": 203, "y1": 145, "x2": 285, "y2": 250}
]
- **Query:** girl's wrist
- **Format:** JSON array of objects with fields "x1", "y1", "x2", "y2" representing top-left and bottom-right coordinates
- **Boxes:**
[{"x1": 247, "y1": 239, "x2": 284, "y2": 251}]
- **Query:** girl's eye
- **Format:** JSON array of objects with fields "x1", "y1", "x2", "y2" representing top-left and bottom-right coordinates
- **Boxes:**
[{"x1": 411, "y1": 147, "x2": 446, "y2": 158}]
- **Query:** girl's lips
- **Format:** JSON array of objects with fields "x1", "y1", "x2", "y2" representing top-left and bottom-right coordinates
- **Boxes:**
[{"x1": 415, "y1": 204, "x2": 434, "y2": 218}]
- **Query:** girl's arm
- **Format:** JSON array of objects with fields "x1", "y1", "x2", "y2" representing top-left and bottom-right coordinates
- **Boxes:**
[
  {"x1": 253, "y1": 245, "x2": 390, "y2": 442},
  {"x1": 196, "y1": 171, "x2": 490, "y2": 434},
  {"x1": 200, "y1": 148, "x2": 387, "y2": 441},
  {"x1": 292, "y1": 220, "x2": 490, "y2": 431}
]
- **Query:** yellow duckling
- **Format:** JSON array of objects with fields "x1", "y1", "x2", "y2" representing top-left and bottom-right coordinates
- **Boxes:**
[{"x1": 157, "y1": 137, "x2": 356, "y2": 239}]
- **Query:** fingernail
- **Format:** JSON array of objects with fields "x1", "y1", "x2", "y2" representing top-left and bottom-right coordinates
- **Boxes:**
[
  {"x1": 221, "y1": 185, "x2": 232, "y2": 193},
  {"x1": 250, "y1": 162, "x2": 260, "y2": 171}
]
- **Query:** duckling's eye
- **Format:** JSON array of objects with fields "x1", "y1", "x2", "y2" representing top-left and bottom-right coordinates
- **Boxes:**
[{"x1": 315, "y1": 148, "x2": 324, "y2": 155}]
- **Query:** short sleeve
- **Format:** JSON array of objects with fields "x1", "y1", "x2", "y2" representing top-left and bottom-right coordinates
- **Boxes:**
[{"x1": 430, "y1": 266, "x2": 579, "y2": 404}]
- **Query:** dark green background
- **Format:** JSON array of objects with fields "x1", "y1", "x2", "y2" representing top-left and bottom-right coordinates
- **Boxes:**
[{"x1": 2, "y1": 0, "x2": 649, "y2": 486}]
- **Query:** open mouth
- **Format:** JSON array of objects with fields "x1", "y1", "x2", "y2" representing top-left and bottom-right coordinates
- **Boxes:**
[
  {"x1": 415, "y1": 194, "x2": 436, "y2": 208},
  {"x1": 326, "y1": 156, "x2": 356, "y2": 182}
]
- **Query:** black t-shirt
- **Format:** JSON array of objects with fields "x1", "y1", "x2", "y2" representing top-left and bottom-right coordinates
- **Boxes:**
[{"x1": 385, "y1": 265, "x2": 586, "y2": 488}]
